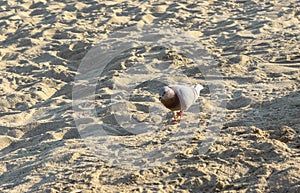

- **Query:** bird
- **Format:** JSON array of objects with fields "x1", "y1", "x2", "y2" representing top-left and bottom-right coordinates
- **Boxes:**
[{"x1": 159, "y1": 84, "x2": 203, "y2": 122}]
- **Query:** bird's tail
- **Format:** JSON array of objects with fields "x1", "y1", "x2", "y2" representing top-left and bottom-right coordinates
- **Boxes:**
[{"x1": 194, "y1": 84, "x2": 204, "y2": 96}]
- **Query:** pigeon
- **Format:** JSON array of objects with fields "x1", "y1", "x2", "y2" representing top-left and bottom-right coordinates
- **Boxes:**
[{"x1": 159, "y1": 84, "x2": 204, "y2": 121}]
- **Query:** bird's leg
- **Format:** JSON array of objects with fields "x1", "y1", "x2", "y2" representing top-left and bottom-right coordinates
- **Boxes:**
[
  {"x1": 173, "y1": 110, "x2": 183, "y2": 122},
  {"x1": 172, "y1": 114, "x2": 178, "y2": 122},
  {"x1": 177, "y1": 110, "x2": 183, "y2": 119}
]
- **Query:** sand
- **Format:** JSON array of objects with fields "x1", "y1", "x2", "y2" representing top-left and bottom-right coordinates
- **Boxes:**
[{"x1": 0, "y1": 0, "x2": 299, "y2": 192}]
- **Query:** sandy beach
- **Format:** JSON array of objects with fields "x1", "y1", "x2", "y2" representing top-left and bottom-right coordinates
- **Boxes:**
[{"x1": 0, "y1": 0, "x2": 299, "y2": 192}]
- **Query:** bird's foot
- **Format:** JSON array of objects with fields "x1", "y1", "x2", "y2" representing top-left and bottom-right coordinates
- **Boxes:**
[
  {"x1": 172, "y1": 111, "x2": 183, "y2": 122},
  {"x1": 172, "y1": 116, "x2": 179, "y2": 122}
]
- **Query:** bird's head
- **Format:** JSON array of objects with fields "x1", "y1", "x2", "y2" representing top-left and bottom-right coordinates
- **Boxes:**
[{"x1": 159, "y1": 86, "x2": 175, "y2": 101}]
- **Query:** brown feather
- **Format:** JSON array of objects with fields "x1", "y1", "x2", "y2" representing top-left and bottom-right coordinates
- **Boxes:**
[{"x1": 160, "y1": 93, "x2": 180, "y2": 111}]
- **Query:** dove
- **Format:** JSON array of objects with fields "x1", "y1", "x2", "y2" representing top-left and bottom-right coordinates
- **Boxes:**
[{"x1": 159, "y1": 84, "x2": 204, "y2": 121}]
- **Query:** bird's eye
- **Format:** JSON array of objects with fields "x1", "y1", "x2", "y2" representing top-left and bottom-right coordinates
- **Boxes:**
[{"x1": 163, "y1": 91, "x2": 166, "y2": 95}]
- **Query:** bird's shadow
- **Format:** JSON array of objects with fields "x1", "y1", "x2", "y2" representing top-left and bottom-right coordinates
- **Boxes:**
[{"x1": 161, "y1": 111, "x2": 180, "y2": 126}]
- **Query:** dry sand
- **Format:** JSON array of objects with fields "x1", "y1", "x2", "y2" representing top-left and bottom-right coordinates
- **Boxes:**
[{"x1": 0, "y1": 0, "x2": 300, "y2": 192}]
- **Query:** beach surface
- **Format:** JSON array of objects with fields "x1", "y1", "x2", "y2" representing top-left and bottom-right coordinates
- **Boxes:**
[{"x1": 0, "y1": 0, "x2": 299, "y2": 192}]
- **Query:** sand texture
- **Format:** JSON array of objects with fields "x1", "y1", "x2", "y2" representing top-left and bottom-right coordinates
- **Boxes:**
[{"x1": 0, "y1": 0, "x2": 300, "y2": 192}]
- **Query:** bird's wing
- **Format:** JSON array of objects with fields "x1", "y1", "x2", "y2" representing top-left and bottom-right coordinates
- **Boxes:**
[{"x1": 170, "y1": 85, "x2": 198, "y2": 111}]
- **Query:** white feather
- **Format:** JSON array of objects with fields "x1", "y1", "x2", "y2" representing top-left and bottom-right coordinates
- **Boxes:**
[{"x1": 194, "y1": 84, "x2": 204, "y2": 96}]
